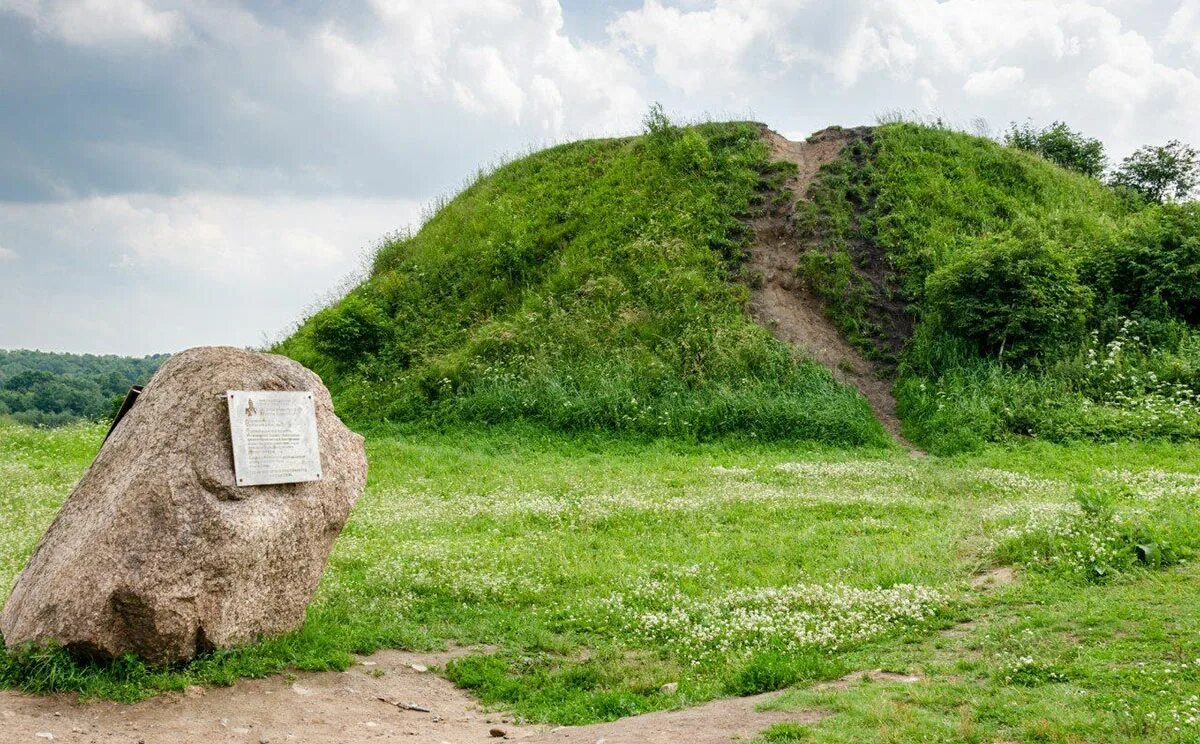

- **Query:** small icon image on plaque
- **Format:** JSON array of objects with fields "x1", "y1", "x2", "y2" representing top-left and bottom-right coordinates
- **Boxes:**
[{"x1": 226, "y1": 390, "x2": 322, "y2": 486}]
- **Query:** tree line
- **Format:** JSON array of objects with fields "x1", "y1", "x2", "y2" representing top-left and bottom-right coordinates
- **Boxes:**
[
  {"x1": 1004, "y1": 120, "x2": 1199, "y2": 204},
  {"x1": 0, "y1": 349, "x2": 168, "y2": 427}
]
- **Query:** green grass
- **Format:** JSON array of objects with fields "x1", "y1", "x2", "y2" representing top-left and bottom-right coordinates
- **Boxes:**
[
  {"x1": 757, "y1": 721, "x2": 814, "y2": 742},
  {"x1": 6, "y1": 421, "x2": 1200, "y2": 741},
  {"x1": 758, "y1": 563, "x2": 1200, "y2": 742},
  {"x1": 277, "y1": 117, "x2": 888, "y2": 446},
  {"x1": 797, "y1": 122, "x2": 1200, "y2": 453}
]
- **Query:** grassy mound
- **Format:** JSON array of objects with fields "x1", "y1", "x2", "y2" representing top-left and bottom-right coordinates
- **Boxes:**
[
  {"x1": 284, "y1": 114, "x2": 1198, "y2": 452},
  {"x1": 799, "y1": 123, "x2": 1200, "y2": 452},
  {"x1": 279, "y1": 116, "x2": 888, "y2": 446}
]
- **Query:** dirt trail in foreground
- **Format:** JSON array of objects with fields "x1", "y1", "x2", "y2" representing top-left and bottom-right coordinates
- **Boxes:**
[
  {"x1": 748, "y1": 128, "x2": 918, "y2": 452},
  {"x1": 0, "y1": 648, "x2": 823, "y2": 743}
]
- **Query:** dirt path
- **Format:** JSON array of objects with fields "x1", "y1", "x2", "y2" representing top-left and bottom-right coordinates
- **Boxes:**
[
  {"x1": 748, "y1": 128, "x2": 918, "y2": 452},
  {"x1": 0, "y1": 648, "x2": 823, "y2": 744}
]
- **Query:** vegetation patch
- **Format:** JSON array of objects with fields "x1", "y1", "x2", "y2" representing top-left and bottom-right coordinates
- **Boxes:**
[
  {"x1": 987, "y1": 476, "x2": 1200, "y2": 583},
  {"x1": 794, "y1": 131, "x2": 911, "y2": 368},
  {"x1": 797, "y1": 121, "x2": 1200, "y2": 452},
  {"x1": 599, "y1": 579, "x2": 945, "y2": 662},
  {"x1": 756, "y1": 721, "x2": 813, "y2": 742}
]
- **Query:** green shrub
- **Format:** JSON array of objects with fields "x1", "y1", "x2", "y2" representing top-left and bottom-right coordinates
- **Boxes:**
[
  {"x1": 1003, "y1": 120, "x2": 1107, "y2": 179},
  {"x1": 898, "y1": 318, "x2": 1200, "y2": 453},
  {"x1": 308, "y1": 292, "x2": 392, "y2": 367},
  {"x1": 1109, "y1": 139, "x2": 1200, "y2": 203},
  {"x1": 671, "y1": 128, "x2": 713, "y2": 173},
  {"x1": 1083, "y1": 203, "x2": 1200, "y2": 324},
  {"x1": 641, "y1": 102, "x2": 679, "y2": 158},
  {"x1": 990, "y1": 485, "x2": 1198, "y2": 583},
  {"x1": 925, "y1": 232, "x2": 1090, "y2": 364}
]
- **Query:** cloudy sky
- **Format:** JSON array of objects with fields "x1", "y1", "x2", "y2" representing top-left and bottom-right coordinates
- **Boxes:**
[{"x1": 2, "y1": 0, "x2": 1198, "y2": 355}]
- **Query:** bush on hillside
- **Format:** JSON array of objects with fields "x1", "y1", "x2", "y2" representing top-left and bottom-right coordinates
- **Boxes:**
[
  {"x1": 642, "y1": 104, "x2": 714, "y2": 173},
  {"x1": 309, "y1": 292, "x2": 392, "y2": 366},
  {"x1": 1004, "y1": 120, "x2": 1107, "y2": 179},
  {"x1": 925, "y1": 232, "x2": 1090, "y2": 364},
  {"x1": 796, "y1": 122, "x2": 1200, "y2": 451},
  {"x1": 1083, "y1": 203, "x2": 1200, "y2": 326}
]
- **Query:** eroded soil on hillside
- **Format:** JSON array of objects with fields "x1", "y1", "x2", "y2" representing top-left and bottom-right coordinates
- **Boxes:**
[
  {"x1": 0, "y1": 648, "x2": 822, "y2": 743},
  {"x1": 747, "y1": 128, "x2": 916, "y2": 450}
]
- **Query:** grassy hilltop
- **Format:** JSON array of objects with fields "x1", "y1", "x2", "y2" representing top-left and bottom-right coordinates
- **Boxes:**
[
  {"x1": 278, "y1": 117, "x2": 887, "y2": 445},
  {"x1": 282, "y1": 114, "x2": 1200, "y2": 453}
]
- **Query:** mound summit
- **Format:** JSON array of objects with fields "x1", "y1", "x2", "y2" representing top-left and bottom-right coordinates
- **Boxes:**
[{"x1": 281, "y1": 115, "x2": 1200, "y2": 453}]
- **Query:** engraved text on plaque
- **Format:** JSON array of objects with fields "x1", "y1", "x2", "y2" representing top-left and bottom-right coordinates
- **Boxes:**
[{"x1": 226, "y1": 390, "x2": 322, "y2": 486}]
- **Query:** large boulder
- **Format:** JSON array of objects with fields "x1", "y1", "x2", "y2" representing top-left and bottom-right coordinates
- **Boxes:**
[{"x1": 0, "y1": 347, "x2": 367, "y2": 664}]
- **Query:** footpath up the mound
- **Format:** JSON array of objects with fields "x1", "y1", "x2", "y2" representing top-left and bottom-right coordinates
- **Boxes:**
[{"x1": 0, "y1": 347, "x2": 367, "y2": 664}]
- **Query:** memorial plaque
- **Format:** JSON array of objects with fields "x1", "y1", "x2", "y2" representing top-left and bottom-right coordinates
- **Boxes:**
[{"x1": 226, "y1": 390, "x2": 322, "y2": 486}]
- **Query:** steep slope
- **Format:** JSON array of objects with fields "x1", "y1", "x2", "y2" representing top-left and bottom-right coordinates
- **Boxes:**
[
  {"x1": 279, "y1": 120, "x2": 890, "y2": 446},
  {"x1": 747, "y1": 127, "x2": 912, "y2": 446},
  {"x1": 798, "y1": 123, "x2": 1200, "y2": 452}
]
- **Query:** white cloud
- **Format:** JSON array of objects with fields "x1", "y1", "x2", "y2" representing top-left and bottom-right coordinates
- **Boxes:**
[
  {"x1": 0, "y1": 0, "x2": 181, "y2": 47},
  {"x1": 314, "y1": 1, "x2": 644, "y2": 134},
  {"x1": 0, "y1": 245, "x2": 16, "y2": 261},
  {"x1": 609, "y1": 0, "x2": 1103, "y2": 90},
  {"x1": 609, "y1": 0, "x2": 772, "y2": 95},
  {"x1": 1027, "y1": 86, "x2": 1054, "y2": 108},
  {"x1": 0, "y1": 193, "x2": 420, "y2": 281},
  {"x1": 1165, "y1": 0, "x2": 1200, "y2": 60},
  {"x1": 963, "y1": 66, "x2": 1026, "y2": 96},
  {"x1": 451, "y1": 46, "x2": 526, "y2": 123},
  {"x1": 318, "y1": 28, "x2": 398, "y2": 98},
  {"x1": 0, "y1": 193, "x2": 422, "y2": 352},
  {"x1": 607, "y1": 0, "x2": 1200, "y2": 156},
  {"x1": 917, "y1": 78, "x2": 940, "y2": 109}
]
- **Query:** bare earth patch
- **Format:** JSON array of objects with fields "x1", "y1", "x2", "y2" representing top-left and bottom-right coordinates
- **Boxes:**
[
  {"x1": 811, "y1": 668, "x2": 922, "y2": 692},
  {"x1": 0, "y1": 649, "x2": 826, "y2": 744},
  {"x1": 747, "y1": 127, "x2": 920, "y2": 453},
  {"x1": 970, "y1": 566, "x2": 1017, "y2": 590}
]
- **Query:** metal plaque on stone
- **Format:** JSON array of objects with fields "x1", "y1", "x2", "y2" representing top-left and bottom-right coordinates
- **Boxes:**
[{"x1": 226, "y1": 390, "x2": 322, "y2": 486}]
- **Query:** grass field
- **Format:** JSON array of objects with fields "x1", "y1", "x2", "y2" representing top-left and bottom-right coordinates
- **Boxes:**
[{"x1": 4, "y1": 420, "x2": 1200, "y2": 742}]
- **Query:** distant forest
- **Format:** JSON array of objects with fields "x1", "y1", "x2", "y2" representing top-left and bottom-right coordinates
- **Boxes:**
[{"x1": 0, "y1": 350, "x2": 169, "y2": 426}]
